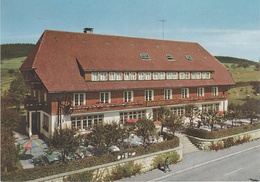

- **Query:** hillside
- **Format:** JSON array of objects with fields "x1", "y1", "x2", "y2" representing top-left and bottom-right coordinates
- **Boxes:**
[
  {"x1": 215, "y1": 56, "x2": 258, "y2": 66},
  {"x1": 1, "y1": 43, "x2": 35, "y2": 60}
]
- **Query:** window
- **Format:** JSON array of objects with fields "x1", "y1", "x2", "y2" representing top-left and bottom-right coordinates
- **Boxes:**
[
  {"x1": 100, "y1": 92, "x2": 110, "y2": 103},
  {"x1": 91, "y1": 72, "x2": 99, "y2": 81},
  {"x1": 145, "y1": 72, "x2": 151, "y2": 80},
  {"x1": 139, "y1": 53, "x2": 151, "y2": 60},
  {"x1": 185, "y1": 55, "x2": 193, "y2": 61},
  {"x1": 124, "y1": 91, "x2": 133, "y2": 102},
  {"x1": 179, "y1": 72, "x2": 185, "y2": 79},
  {"x1": 191, "y1": 72, "x2": 201, "y2": 79},
  {"x1": 185, "y1": 72, "x2": 190, "y2": 79},
  {"x1": 130, "y1": 72, "x2": 136, "y2": 80},
  {"x1": 109, "y1": 72, "x2": 115, "y2": 81},
  {"x1": 164, "y1": 89, "x2": 172, "y2": 100},
  {"x1": 74, "y1": 93, "x2": 85, "y2": 106},
  {"x1": 120, "y1": 110, "x2": 146, "y2": 124},
  {"x1": 166, "y1": 54, "x2": 174, "y2": 61},
  {"x1": 180, "y1": 72, "x2": 190, "y2": 79},
  {"x1": 124, "y1": 72, "x2": 130, "y2": 80},
  {"x1": 71, "y1": 115, "x2": 104, "y2": 130},
  {"x1": 202, "y1": 72, "x2": 210, "y2": 79},
  {"x1": 197, "y1": 87, "x2": 204, "y2": 97},
  {"x1": 43, "y1": 114, "x2": 49, "y2": 132},
  {"x1": 159, "y1": 72, "x2": 165, "y2": 80},
  {"x1": 38, "y1": 90, "x2": 41, "y2": 102},
  {"x1": 212, "y1": 87, "x2": 218, "y2": 96},
  {"x1": 116, "y1": 72, "x2": 122, "y2": 80},
  {"x1": 172, "y1": 107, "x2": 185, "y2": 116},
  {"x1": 100, "y1": 72, "x2": 107, "y2": 81},
  {"x1": 125, "y1": 72, "x2": 137, "y2": 80},
  {"x1": 44, "y1": 92, "x2": 47, "y2": 102},
  {"x1": 181, "y1": 88, "x2": 189, "y2": 98},
  {"x1": 145, "y1": 90, "x2": 154, "y2": 101},
  {"x1": 153, "y1": 72, "x2": 159, "y2": 80},
  {"x1": 138, "y1": 72, "x2": 145, "y2": 80},
  {"x1": 172, "y1": 72, "x2": 178, "y2": 79},
  {"x1": 202, "y1": 104, "x2": 219, "y2": 112},
  {"x1": 166, "y1": 72, "x2": 178, "y2": 80}
]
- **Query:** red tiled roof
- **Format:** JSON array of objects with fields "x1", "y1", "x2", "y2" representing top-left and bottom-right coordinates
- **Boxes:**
[{"x1": 20, "y1": 30, "x2": 235, "y2": 93}]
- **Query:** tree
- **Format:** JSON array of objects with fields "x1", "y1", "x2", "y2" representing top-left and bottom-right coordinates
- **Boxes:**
[
  {"x1": 157, "y1": 106, "x2": 172, "y2": 133},
  {"x1": 200, "y1": 110, "x2": 223, "y2": 132},
  {"x1": 1, "y1": 128, "x2": 20, "y2": 172},
  {"x1": 87, "y1": 122, "x2": 127, "y2": 155},
  {"x1": 164, "y1": 113, "x2": 184, "y2": 136},
  {"x1": 242, "y1": 98, "x2": 260, "y2": 124},
  {"x1": 47, "y1": 128, "x2": 81, "y2": 163},
  {"x1": 225, "y1": 110, "x2": 240, "y2": 127},
  {"x1": 8, "y1": 72, "x2": 29, "y2": 110},
  {"x1": 184, "y1": 104, "x2": 200, "y2": 128},
  {"x1": 134, "y1": 117, "x2": 155, "y2": 145}
]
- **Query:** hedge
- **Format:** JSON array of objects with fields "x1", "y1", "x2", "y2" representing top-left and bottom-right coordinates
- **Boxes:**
[
  {"x1": 1, "y1": 137, "x2": 179, "y2": 181},
  {"x1": 185, "y1": 122, "x2": 260, "y2": 139}
]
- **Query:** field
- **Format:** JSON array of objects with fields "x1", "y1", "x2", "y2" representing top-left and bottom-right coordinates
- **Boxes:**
[
  {"x1": 1, "y1": 57, "x2": 26, "y2": 92},
  {"x1": 1, "y1": 57, "x2": 259, "y2": 105}
]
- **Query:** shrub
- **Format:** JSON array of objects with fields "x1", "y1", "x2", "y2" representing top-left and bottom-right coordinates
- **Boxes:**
[
  {"x1": 186, "y1": 122, "x2": 260, "y2": 139},
  {"x1": 64, "y1": 170, "x2": 94, "y2": 182},
  {"x1": 2, "y1": 137, "x2": 180, "y2": 181},
  {"x1": 151, "y1": 151, "x2": 180, "y2": 169},
  {"x1": 103, "y1": 161, "x2": 142, "y2": 181},
  {"x1": 209, "y1": 141, "x2": 224, "y2": 151},
  {"x1": 223, "y1": 137, "x2": 235, "y2": 148}
]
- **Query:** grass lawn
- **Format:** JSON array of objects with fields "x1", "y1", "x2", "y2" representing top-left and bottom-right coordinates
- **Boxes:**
[
  {"x1": 224, "y1": 64, "x2": 260, "y2": 82},
  {"x1": 1, "y1": 57, "x2": 26, "y2": 92}
]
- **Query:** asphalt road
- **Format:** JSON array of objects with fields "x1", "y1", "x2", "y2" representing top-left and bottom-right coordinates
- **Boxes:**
[{"x1": 120, "y1": 139, "x2": 260, "y2": 181}]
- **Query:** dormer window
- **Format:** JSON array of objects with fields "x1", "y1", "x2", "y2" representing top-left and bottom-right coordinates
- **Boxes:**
[
  {"x1": 139, "y1": 53, "x2": 151, "y2": 60},
  {"x1": 166, "y1": 54, "x2": 174, "y2": 61},
  {"x1": 185, "y1": 55, "x2": 193, "y2": 61}
]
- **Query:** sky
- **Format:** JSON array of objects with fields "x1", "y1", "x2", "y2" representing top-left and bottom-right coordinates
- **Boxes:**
[{"x1": 1, "y1": 0, "x2": 260, "y2": 61}]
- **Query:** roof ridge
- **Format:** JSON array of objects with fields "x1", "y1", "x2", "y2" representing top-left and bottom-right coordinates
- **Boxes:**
[{"x1": 43, "y1": 29, "x2": 198, "y2": 44}]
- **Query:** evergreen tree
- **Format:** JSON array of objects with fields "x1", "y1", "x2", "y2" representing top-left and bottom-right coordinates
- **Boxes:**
[{"x1": 1, "y1": 128, "x2": 20, "y2": 172}]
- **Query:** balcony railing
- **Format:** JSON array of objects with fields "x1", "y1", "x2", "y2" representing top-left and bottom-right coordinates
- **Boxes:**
[
  {"x1": 70, "y1": 101, "x2": 143, "y2": 111},
  {"x1": 146, "y1": 96, "x2": 227, "y2": 107},
  {"x1": 24, "y1": 95, "x2": 46, "y2": 111},
  {"x1": 70, "y1": 96, "x2": 227, "y2": 112}
]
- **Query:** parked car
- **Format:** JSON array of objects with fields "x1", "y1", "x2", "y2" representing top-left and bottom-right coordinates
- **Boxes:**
[{"x1": 108, "y1": 145, "x2": 120, "y2": 152}]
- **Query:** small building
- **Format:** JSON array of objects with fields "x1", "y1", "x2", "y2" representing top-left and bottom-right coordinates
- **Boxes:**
[{"x1": 20, "y1": 29, "x2": 235, "y2": 138}]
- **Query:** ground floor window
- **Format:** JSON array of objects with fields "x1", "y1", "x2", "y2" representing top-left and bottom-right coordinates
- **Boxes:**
[
  {"x1": 171, "y1": 107, "x2": 185, "y2": 116},
  {"x1": 71, "y1": 114, "x2": 103, "y2": 130},
  {"x1": 120, "y1": 110, "x2": 146, "y2": 124},
  {"x1": 42, "y1": 113, "x2": 50, "y2": 132},
  {"x1": 202, "y1": 103, "x2": 219, "y2": 112}
]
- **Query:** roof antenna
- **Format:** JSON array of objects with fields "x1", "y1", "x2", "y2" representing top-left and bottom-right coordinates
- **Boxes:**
[{"x1": 159, "y1": 20, "x2": 166, "y2": 39}]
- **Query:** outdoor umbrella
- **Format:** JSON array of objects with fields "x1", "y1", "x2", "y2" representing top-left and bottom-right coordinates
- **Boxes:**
[{"x1": 21, "y1": 139, "x2": 40, "y2": 150}]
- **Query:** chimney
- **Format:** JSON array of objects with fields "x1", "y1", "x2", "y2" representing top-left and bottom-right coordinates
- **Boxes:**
[{"x1": 83, "y1": 28, "x2": 93, "y2": 34}]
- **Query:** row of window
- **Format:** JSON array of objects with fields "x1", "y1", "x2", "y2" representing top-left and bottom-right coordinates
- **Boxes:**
[
  {"x1": 74, "y1": 87, "x2": 219, "y2": 106},
  {"x1": 70, "y1": 103, "x2": 220, "y2": 129},
  {"x1": 91, "y1": 71, "x2": 211, "y2": 81},
  {"x1": 71, "y1": 114, "x2": 103, "y2": 129}
]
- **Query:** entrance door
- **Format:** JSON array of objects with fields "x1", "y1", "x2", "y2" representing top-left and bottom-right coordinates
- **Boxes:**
[{"x1": 32, "y1": 112, "x2": 41, "y2": 135}]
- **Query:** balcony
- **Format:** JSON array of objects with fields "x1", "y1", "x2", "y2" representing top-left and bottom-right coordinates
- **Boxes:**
[
  {"x1": 70, "y1": 96, "x2": 227, "y2": 113},
  {"x1": 70, "y1": 101, "x2": 144, "y2": 112},
  {"x1": 146, "y1": 96, "x2": 227, "y2": 107},
  {"x1": 24, "y1": 95, "x2": 45, "y2": 111}
]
